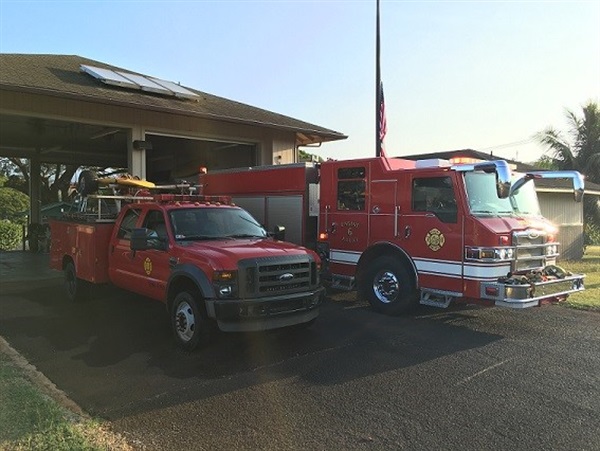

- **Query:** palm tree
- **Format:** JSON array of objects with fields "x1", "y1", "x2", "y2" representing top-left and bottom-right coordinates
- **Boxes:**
[
  {"x1": 536, "y1": 101, "x2": 600, "y2": 245},
  {"x1": 536, "y1": 101, "x2": 600, "y2": 184}
]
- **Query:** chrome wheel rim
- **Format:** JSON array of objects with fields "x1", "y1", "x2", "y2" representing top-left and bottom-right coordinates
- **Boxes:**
[
  {"x1": 373, "y1": 270, "x2": 400, "y2": 304},
  {"x1": 175, "y1": 300, "x2": 196, "y2": 342}
]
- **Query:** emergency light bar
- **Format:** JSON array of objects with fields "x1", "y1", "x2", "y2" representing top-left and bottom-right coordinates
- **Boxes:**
[{"x1": 153, "y1": 194, "x2": 232, "y2": 204}]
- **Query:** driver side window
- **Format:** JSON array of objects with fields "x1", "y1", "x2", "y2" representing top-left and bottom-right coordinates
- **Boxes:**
[
  {"x1": 142, "y1": 210, "x2": 168, "y2": 240},
  {"x1": 412, "y1": 177, "x2": 457, "y2": 223}
]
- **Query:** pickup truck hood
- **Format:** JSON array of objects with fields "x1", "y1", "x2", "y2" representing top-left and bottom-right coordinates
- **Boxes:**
[{"x1": 175, "y1": 238, "x2": 315, "y2": 269}]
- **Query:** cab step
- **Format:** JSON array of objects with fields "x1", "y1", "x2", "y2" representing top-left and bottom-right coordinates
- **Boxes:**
[{"x1": 419, "y1": 288, "x2": 460, "y2": 308}]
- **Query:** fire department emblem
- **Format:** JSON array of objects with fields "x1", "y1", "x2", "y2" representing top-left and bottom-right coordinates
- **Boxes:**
[
  {"x1": 425, "y1": 228, "x2": 445, "y2": 251},
  {"x1": 143, "y1": 257, "x2": 153, "y2": 275}
]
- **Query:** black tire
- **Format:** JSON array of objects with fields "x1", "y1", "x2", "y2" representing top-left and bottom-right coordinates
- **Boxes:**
[
  {"x1": 77, "y1": 170, "x2": 99, "y2": 196},
  {"x1": 171, "y1": 291, "x2": 211, "y2": 351},
  {"x1": 360, "y1": 256, "x2": 417, "y2": 316},
  {"x1": 64, "y1": 261, "x2": 89, "y2": 302}
]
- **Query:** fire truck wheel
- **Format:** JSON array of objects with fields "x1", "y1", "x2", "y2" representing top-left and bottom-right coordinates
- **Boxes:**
[
  {"x1": 171, "y1": 291, "x2": 211, "y2": 351},
  {"x1": 77, "y1": 170, "x2": 99, "y2": 196},
  {"x1": 64, "y1": 261, "x2": 89, "y2": 302},
  {"x1": 362, "y1": 257, "x2": 417, "y2": 316}
]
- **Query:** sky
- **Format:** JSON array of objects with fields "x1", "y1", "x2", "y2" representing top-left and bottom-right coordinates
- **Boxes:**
[{"x1": 1, "y1": 0, "x2": 599, "y2": 164}]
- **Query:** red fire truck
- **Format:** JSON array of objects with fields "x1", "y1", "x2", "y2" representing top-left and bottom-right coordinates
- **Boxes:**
[
  {"x1": 199, "y1": 156, "x2": 586, "y2": 315},
  {"x1": 49, "y1": 176, "x2": 323, "y2": 350}
]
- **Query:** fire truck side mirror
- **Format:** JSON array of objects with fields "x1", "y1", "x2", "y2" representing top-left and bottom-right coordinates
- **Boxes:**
[
  {"x1": 494, "y1": 163, "x2": 511, "y2": 199},
  {"x1": 272, "y1": 225, "x2": 286, "y2": 241}
]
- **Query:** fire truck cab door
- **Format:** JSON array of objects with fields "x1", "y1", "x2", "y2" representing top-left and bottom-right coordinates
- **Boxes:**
[{"x1": 399, "y1": 175, "x2": 464, "y2": 296}]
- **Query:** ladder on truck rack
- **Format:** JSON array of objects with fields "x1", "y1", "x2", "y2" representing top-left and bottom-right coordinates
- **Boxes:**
[{"x1": 66, "y1": 194, "x2": 154, "y2": 223}]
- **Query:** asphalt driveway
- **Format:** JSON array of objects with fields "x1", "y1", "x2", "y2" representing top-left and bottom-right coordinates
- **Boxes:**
[{"x1": 1, "y1": 258, "x2": 599, "y2": 450}]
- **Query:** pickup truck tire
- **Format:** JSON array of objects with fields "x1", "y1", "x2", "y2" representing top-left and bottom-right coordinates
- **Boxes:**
[
  {"x1": 171, "y1": 291, "x2": 211, "y2": 351},
  {"x1": 361, "y1": 256, "x2": 417, "y2": 316},
  {"x1": 64, "y1": 261, "x2": 89, "y2": 302}
]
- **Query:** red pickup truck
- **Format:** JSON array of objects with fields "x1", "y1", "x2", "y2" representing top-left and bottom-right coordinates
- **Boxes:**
[{"x1": 49, "y1": 193, "x2": 324, "y2": 350}]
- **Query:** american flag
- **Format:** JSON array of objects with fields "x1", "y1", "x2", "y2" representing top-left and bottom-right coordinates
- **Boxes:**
[{"x1": 379, "y1": 81, "x2": 387, "y2": 156}]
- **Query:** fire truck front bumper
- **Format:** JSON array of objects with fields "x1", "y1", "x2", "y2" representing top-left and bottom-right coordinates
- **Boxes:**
[
  {"x1": 480, "y1": 274, "x2": 585, "y2": 309},
  {"x1": 206, "y1": 287, "x2": 324, "y2": 332}
]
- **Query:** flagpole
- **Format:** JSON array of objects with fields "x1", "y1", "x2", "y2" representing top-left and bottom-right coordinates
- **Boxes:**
[{"x1": 375, "y1": 0, "x2": 382, "y2": 157}]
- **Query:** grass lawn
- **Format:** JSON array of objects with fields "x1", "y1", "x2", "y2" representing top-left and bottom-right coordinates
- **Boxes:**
[
  {"x1": 0, "y1": 350, "x2": 132, "y2": 451},
  {"x1": 561, "y1": 245, "x2": 600, "y2": 312}
]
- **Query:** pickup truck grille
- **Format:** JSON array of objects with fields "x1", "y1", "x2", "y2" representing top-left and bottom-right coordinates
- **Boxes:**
[
  {"x1": 513, "y1": 230, "x2": 552, "y2": 272},
  {"x1": 239, "y1": 255, "x2": 318, "y2": 298}
]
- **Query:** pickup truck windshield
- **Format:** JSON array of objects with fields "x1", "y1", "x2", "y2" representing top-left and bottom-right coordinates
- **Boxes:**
[
  {"x1": 465, "y1": 172, "x2": 541, "y2": 217},
  {"x1": 169, "y1": 207, "x2": 267, "y2": 240}
]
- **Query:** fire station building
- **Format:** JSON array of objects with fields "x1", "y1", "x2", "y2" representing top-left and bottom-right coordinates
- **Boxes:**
[{"x1": 0, "y1": 53, "x2": 347, "y2": 224}]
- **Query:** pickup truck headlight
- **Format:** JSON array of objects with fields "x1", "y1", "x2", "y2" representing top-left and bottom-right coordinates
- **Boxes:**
[
  {"x1": 465, "y1": 246, "x2": 515, "y2": 262},
  {"x1": 213, "y1": 270, "x2": 238, "y2": 298}
]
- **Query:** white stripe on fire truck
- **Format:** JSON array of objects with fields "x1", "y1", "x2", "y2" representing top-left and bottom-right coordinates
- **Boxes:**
[
  {"x1": 330, "y1": 251, "x2": 511, "y2": 281},
  {"x1": 330, "y1": 250, "x2": 361, "y2": 265},
  {"x1": 464, "y1": 262, "x2": 511, "y2": 280},
  {"x1": 413, "y1": 258, "x2": 463, "y2": 277}
]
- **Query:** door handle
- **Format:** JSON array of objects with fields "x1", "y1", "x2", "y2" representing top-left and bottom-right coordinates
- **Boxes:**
[{"x1": 404, "y1": 226, "x2": 411, "y2": 239}]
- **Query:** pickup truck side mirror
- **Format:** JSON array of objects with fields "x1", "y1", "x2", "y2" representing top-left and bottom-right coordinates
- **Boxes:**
[
  {"x1": 272, "y1": 225, "x2": 286, "y2": 241},
  {"x1": 131, "y1": 228, "x2": 168, "y2": 251},
  {"x1": 131, "y1": 228, "x2": 150, "y2": 251}
]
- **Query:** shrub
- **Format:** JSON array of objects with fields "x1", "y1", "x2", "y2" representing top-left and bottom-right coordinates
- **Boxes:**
[
  {"x1": 0, "y1": 187, "x2": 29, "y2": 225},
  {"x1": 0, "y1": 220, "x2": 23, "y2": 251},
  {"x1": 585, "y1": 221, "x2": 600, "y2": 246}
]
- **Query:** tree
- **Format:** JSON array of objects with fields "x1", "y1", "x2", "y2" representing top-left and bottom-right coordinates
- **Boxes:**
[
  {"x1": 536, "y1": 101, "x2": 600, "y2": 184},
  {"x1": 0, "y1": 158, "x2": 78, "y2": 204},
  {"x1": 529, "y1": 155, "x2": 558, "y2": 170},
  {"x1": 536, "y1": 101, "x2": 600, "y2": 244},
  {"x1": 299, "y1": 149, "x2": 324, "y2": 163},
  {"x1": 0, "y1": 187, "x2": 30, "y2": 225}
]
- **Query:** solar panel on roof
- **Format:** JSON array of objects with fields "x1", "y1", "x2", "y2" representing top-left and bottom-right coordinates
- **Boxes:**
[
  {"x1": 116, "y1": 71, "x2": 172, "y2": 95},
  {"x1": 80, "y1": 64, "x2": 198, "y2": 101},
  {"x1": 150, "y1": 78, "x2": 199, "y2": 100},
  {"x1": 81, "y1": 65, "x2": 140, "y2": 90}
]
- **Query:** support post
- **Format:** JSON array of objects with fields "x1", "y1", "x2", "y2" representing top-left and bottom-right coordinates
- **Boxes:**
[
  {"x1": 127, "y1": 127, "x2": 146, "y2": 179},
  {"x1": 29, "y1": 150, "x2": 42, "y2": 225}
]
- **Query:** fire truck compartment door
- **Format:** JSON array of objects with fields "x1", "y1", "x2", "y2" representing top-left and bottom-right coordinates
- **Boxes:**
[{"x1": 369, "y1": 179, "x2": 398, "y2": 241}]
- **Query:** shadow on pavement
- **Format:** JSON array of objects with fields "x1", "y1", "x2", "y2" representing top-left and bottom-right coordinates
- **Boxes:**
[{"x1": 0, "y1": 278, "x2": 502, "y2": 419}]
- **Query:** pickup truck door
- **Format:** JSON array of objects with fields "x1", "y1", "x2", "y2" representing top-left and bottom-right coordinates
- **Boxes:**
[
  {"x1": 108, "y1": 207, "x2": 142, "y2": 289},
  {"x1": 134, "y1": 209, "x2": 171, "y2": 301},
  {"x1": 109, "y1": 208, "x2": 170, "y2": 301}
]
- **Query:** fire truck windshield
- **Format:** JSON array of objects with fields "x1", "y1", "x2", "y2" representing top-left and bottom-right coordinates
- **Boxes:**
[
  {"x1": 465, "y1": 172, "x2": 541, "y2": 217},
  {"x1": 169, "y1": 207, "x2": 267, "y2": 240}
]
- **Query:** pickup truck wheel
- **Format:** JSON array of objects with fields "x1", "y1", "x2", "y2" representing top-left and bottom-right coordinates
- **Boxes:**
[
  {"x1": 361, "y1": 256, "x2": 417, "y2": 316},
  {"x1": 171, "y1": 291, "x2": 211, "y2": 351},
  {"x1": 64, "y1": 261, "x2": 88, "y2": 302}
]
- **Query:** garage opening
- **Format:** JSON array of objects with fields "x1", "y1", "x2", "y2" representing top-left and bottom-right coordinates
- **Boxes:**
[{"x1": 145, "y1": 134, "x2": 257, "y2": 183}]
